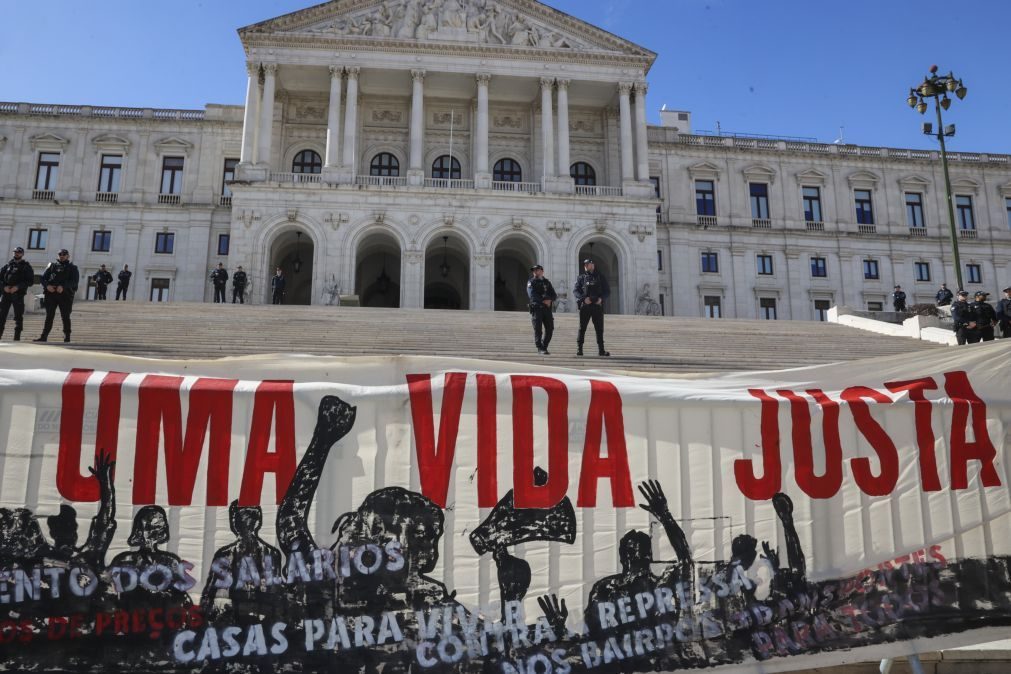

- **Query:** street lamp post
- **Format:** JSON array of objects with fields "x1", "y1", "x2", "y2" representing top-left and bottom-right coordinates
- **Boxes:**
[{"x1": 907, "y1": 65, "x2": 968, "y2": 291}]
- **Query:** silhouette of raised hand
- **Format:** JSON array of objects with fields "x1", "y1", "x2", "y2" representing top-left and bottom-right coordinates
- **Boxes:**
[
  {"x1": 772, "y1": 492, "x2": 793, "y2": 520},
  {"x1": 761, "y1": 541, "x2": 780, "y2": 570},
  {"x1": 538, "y1": 593, "x2": 569, "y2": 636},
  {"x1": 88, "y1": 449, "x2": 115, "y2": 486},
  {"x1": 315, "y1": 395, "x2": 357, "y2": 446},
  {"x1": 638, "y1": 479, "x2": 670, "y2": 519}
]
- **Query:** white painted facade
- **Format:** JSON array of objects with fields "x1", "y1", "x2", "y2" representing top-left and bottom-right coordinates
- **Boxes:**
[{"x1": 1, "y1": 0, "x2": 1009, "y2": 316}]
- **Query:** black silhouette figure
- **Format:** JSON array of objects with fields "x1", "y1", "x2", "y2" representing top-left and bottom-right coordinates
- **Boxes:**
[
  {"x1": 46, "y1": 450, "x2": 117, "y2": 569},
  {"x1": 109, "y1": 505, "x2": 190, "y2": 610},
  {"x1": 200, "y1": 500, "x2": 283, "y2": 623},
  {"x1": 0, "y1": 507, "x2": 52, "y2": 566}
]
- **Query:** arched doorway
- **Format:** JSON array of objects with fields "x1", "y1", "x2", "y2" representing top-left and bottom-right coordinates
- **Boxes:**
[
  {"x1": 494, "y1": 235, "x2": 537, "y2": 311},
  {"x1": 356, "y1": 232, "x2": 401, "y2": 308},
  {"x1": 577, "y1": 239, "x2": 621, "y2": 314},
  {"x1": 269, "y1": 229, "x2": 314, "y2": 305},
  {"x1": 424, "y1": 235, "x2": 470, "y2": 310}
]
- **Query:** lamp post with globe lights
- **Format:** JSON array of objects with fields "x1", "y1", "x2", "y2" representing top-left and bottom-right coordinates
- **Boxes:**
[{"x1": 907, "y1": 65, "x2": 967, "y2": 291}]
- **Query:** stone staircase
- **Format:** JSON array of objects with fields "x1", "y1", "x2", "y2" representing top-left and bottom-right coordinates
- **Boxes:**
[{"x1": 19, "y1": 301, "x2": 942, "y2": 372}]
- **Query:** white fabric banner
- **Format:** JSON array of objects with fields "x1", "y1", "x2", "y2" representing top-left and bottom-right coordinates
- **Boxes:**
[{"x1": 0, "y1": 343, "x2": 1008, "y2": 673}]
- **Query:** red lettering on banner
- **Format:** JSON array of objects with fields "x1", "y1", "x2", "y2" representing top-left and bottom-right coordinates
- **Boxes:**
[
  {"x1": 841, "y1": 387, "x2": 898, "y2": 496},
  {"x1": 734, "y1": 389, "x2": 782, "y2": 500},
  {"x1": 57, "y1": 369, "x2": 128, "y2": 502},
  {"x1": 511, "y1": 375, "x2": 569, "y2": 508},
  {"x1": 407, "y1": 373, "x2": 467, "y2": 508},
  {"x1": 885, "y1": 378, "x2": 941, "y2": 492},
  {"x1": 944, "y1": 371, "x2": 1001, "y2": 489},
  {"x1": 777, "y1": 390, "x2": 843, "y2": 499},
  {"x1": 578, "y1": 380, "x2": 634, "y2": 507},
  {"x1": 476, "y1": 374, "x2": 498, "y2": 508},
  {"x1": 239, "y1": 381, "x2": 297, "y2": 505}
]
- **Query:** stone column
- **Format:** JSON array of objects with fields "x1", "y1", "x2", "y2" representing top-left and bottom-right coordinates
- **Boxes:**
[
  {"x1": 239, "y1": 61, "x2": 259, "y2": 166},
  {"x1": 474, "y1": 73, "x2": 491, "y2": 188},
  {"x1": 540, "y1": 78, "x2": 555, "y2": 181},
  {"x1": 256, "y1": 64, "x2": 277, "y2": 170},
  {"x1": 553, "y1": 79, "x2": 574, "y2": 193},
  {"x1": 342, "y1": 67, "x2": 360, "y2": 175},
  {"x1": 633, "y1": 82, "x2": 650, "y2": 182},
  {"x1": 325, "y1": 66, "x2": 343, "y2": 168},
  {"x1": 618, "y1": 82, "x2": 635, "y2": 183},
  {"x1": 408, "y1": 69, "x2": 426, "y2": 186}
]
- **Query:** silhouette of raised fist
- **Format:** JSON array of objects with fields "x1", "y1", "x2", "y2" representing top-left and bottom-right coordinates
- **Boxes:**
[
  {"x1": 316, "y1": 395, "x2": 357, "y2": 444},
  {"x1": 772, "y1": 492, "x2": 793, "y2": 519}
]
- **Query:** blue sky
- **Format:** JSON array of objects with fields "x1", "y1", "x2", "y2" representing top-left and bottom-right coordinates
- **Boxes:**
[{"x1": 3, "y1": 0, "x2": 1009, "y2": 152}]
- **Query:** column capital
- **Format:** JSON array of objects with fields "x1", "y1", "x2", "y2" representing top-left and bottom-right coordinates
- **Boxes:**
[
  {"x1": 556, "y1": 79, "x2": 571, "y2": 90},
  {"x1": 262, "y1": 63, "x2": 278, "y2": 76},
  {"x1": 411, "y1": 69, "x2": 426, "y2": 82},
  {"x1": 329, "y1": 65, "x2": 343, "y2": 78},
  {"x1": 633, "y1": 81, "x2": 648, "y2": 95},
  {"x1": 346, "y1": 66, "x2": 361, "y2": 79},
  {"x1": 246, "y1": 61, "x2": 259, "y2": 76},
  {"x1": 476, "y1": 73, "x2": 492, "y2": 86},
  {"x1": 540, "y1": 77, "x2": 555, "y2": 89},
  {"x1": 617, "y1": 82, "x2": 634, "y2": 96}
]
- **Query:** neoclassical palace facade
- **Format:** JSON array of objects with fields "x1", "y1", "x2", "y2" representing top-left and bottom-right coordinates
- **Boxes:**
[{"x1": 1, "y1": 0, "x2": 1009, "y2": 317}]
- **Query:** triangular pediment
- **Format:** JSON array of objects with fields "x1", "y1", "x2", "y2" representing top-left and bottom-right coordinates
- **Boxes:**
[
  {"x1": 742, "y1": 164, "x2": 776, "y2": 184},
  {"x1": 153, "y1": 137, "x2": 195, "y2": 155},
  {"x1": 240, "y1": 0, "x2": 655, "y2": 60},
  {"x1": 30, "y1": 133, "x2": 70, "y2": 151},
  {"x1": 897, "y1": 174, "x2": 931, "y2": 192},
  {"x1": 795, "y1": 168, "x2": 828, "y2": 185},
  {"x1": 951, "y1": 177, "x2": 980, "y2": 194},
  {"x1": 846, "y1": 170, "x2": 879, "y2": 188},
  {"x1": 688, "y1": 161, "x2": 722, "y2": 180}
]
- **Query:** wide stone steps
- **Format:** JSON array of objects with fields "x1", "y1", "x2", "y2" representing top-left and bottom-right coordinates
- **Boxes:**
[{"x1": 19, "y1": 301, "x2": 942, "y2": 373}]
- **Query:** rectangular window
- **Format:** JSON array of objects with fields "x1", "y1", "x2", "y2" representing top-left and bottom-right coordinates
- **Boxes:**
[
  {"x1": 150, "y1": 278, "x2": 171, "y2": 302},
  {"x1": 814, "y1": 299, "x2": 831, "y2": 322},
  {"x1": 802, "y1": 186, "x2": 822, "y2": 222},
  {"x1": 160, "y1": 156, "x2": 184, "y2": 195},
  {"x1": 757, "y1": 254, "x2": 774, "y2": 276},
  {"x1": 154, "y1": 232, "x2": 175, "y2": 254},
  {"x1": 650, "y1": 176, "x2": 662, "y2": 219},
  {"x1": 915, "y1": 261, "x2": 931, "y2": 282},
  {"x1": 217, "y1": 234, "x2": 230, "y2": 256},
  {"x1": 656, "y1": 249, "x2": 663, "y2": 271},
  {"x1": 695, "y1": 180, "x2": 716, "y2": 216},
  {"x1": 91, "y1": 230, "x2": 112, "y2": 252},
  {"x1": 703, "y1": 295, "x2": 722, "y2": 318},
  {"x1": 956, "y1": 195, "x2": 975, "y2": 229},
  {"x1": 701, "y1": 251, "x2": 719, "y2": 273},
  {"x1": 749, "y1": 183, "x2": 770, "y2": 219},
  {"x1": 966, "y1": 263, "x2": 982, "y2": 284},
  {"x1": 98, "y1": 154, "x2": 123, "y2": 193},
  {"x1": 28, "y1": 228, "x2": 48, "y2": 250},
  {"x1": 35, "y1": 152, "x2": 60, "y2": 190},
  {"x1": 854, "y1": 189, "x2": 874, "y2": 225},
  {"x1": 868, "y1": 301, "x2": 883, "y2": 312},
  {"x1": 1006, "y1": 198, "x2": 1011, "y2": 230},
  {"x1": 905, "y1": 192, "x2": 925, "y2": 228},
  {"x1": 863, "y1": 259, "x2": 879, "y2": 280},
  {"x1": 759, "y1": 297, "x2": 777, "y2": 320},
  {"x1": 222, "y1": 158, "x2": 239, "y2": 197},
  {"x1": 810, "y1": 256, "x2": 827, "y2": 278}
]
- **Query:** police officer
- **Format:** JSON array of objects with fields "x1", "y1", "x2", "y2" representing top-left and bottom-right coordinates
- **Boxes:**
[
  {"x1": 526, "y1": 264, "x2": 557, "y2": 355},
  {"x1": 997, "y1": 287, "x2": 1011, "y2": 339},
  {"x1": 0, "y1": 246, "x2": 34, "y2": 341},
  {"x1": 115, "y1": 264, "x2": 132, "y2": 300},
  {"x1": 92, "y1": 264, "x2": 113, "y2": 300},
  {"x1": 232, "y1": 266, "x2": 248, "y2": 304},
  {"x1": 971, "y1": 291, "x2": 997, "y2": 342},
  {"x1": 950, "y1": 290, "x2": 979, "y2": 345},
  {"x1": 271, "y1": 267, "x2": 286, "y2": 305},
  {"x1": 573, "y1": 258, "x2": 611, "y2": 357},
  {"x1": 891, "y1": 285, "x2": 906, "y2": 312},
  {"x1": 210, "y1": 263, "x2": 228, "y2": 303},
  {"x1": 34, "y1": 249, "x2": 79, "y2": 343},
  {"x1": 935, "y1": 283, "x2": 953, "y2": 306}
]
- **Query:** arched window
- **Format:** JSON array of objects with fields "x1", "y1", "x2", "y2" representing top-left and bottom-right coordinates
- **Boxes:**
[
  {"x1": 292, "y1": 150, "x2": 322, "y2": 174},
  {"x1": 493, "y1": 158, "x2": 522, "y2": 183},
  {"x1": 570, "y1": 162, "x2": 596, "y2": 186},
  {"x1": 432, "y1": 155, "x2": 462, "y2": 180},
  {"x1": 370, "y1": 152, "x2": 400, "y2": 177}
]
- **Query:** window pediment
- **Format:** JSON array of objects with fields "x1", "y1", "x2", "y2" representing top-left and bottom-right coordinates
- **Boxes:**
[
  {"x1": 951, "y1": 177, "x2": 980, "y2": 195},
  {"x1": 846, "y1": 170, "x2": 880, "y2": 189},
  {"x1": 898, "y1": 174, "x2": 931, "y2": 193},
  {"x1": 688, "y1": 161, "x2": 721, "y2": 181},
  {"x1": 795, "y1": 168, "x2": 828, "y2": 186},
  {"x1": 742, "y1": 164, "x2": 776, "y2": 185},
  {"x1": 999, "y1": 183, "x2": 1011, "y2": 198},
  {"x1": 92, "y1": 134, "x2": 132, "y2": 155},
  {"x1": 30, "y1": 133, "x2": 70, "y2": 151},
  {"x1": 153, "y1": 136, "x2": 194, "y2": 156}
]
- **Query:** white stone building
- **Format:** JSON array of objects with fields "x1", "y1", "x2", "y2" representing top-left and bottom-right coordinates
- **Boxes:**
[{"x1": 1, "y1": 0, "x2": 1009, "y2": 316}]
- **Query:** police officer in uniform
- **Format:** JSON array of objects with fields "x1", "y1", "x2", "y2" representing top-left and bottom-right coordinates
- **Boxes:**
[
  {"x1": 271, "y1": 267, "x2": 286, "y2": 305},
  {"x1": 526, "y1": 264, "x2": 557, "y2": 355},
  {"x1": 573, "y1": 258, "x2": 611, "y2": 357},
  {"x1": 950, "y1": 290, "x2": 979, "y2": 345},
  {"x1": 935, "y1": 283, "x2": 953, "y2": 306},
  {"x1": 997, "y1": 287, "x2": 1011, "y2": 339},
  {"x1": 115, "y1": 264, "x2": 132, "y2": 300},
  {"x1": 210, "y1": 263, "x2": 228, "y2": 303},
  {"x1": 34, "y1": 249, "x2": 79, "y2": 343},
  {"x1": 232, "y1": 266, "x2": 248, "y2": 304},
  {"x1": 92, "y1": 264, "x2": 113, "y2": 300},
  {"x1": 971, "y1": 291, "x2": 997, "y2": 342},
  {"x1": 891, "y1": 285, "x2": 906, "y2": 312},
  {"x1": 0, "y1": 246, "x2": 34, "y2": 341}
]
